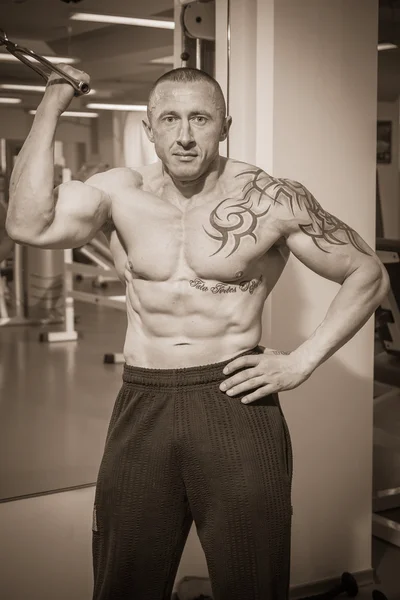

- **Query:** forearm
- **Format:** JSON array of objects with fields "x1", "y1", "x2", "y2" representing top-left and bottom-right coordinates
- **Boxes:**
[
  {"x1": 293, "y1": 265, "x2": 389, "y2": 375},
  {"x1": 7, "y1": 100, "x2": 59, "y2": 238}
]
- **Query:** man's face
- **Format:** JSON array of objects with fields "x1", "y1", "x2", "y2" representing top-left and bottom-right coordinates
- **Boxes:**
[{"x1": 144, "y1": 81, "x2": 231, "y2": 182}]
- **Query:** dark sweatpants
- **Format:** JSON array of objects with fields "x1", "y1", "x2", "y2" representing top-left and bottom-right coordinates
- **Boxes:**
[{"x1": 92, "y1": 346, "x2": 293, "y2": 600}]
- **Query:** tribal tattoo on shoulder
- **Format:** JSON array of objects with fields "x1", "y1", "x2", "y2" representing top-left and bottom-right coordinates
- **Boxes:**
[
  {"x1": 203, "y1": 168, "x2": 371, "y2": 257},
  {"x1": 277, "y1": 179, "x2": 371, "y2": 256}
]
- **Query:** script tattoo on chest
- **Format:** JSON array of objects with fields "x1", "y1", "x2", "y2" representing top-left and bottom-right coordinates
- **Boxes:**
[
  {"x1": 203, "y1": 168, "x2": 371, "y2": 257},
  {"x1": 189, "y1": 275, "x2": 263, "y2": 295}
]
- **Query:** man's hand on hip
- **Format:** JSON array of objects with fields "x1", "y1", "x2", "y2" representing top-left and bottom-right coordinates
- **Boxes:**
[{"x1": 219, "y1": 348, "x2": 311, "y2": 404}]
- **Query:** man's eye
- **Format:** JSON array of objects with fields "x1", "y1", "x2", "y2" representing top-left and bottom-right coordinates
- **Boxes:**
[
  {"x1": 194, "y1": 116, "x2": 206, "y2": 124},
  {"x1": 165, "y1": 116, "x2": 176, "y2": 123}
]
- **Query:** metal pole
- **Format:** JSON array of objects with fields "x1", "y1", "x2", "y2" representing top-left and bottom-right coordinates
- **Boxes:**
[
  {"x1": 196, "y1": 37, "x2": 202, "y2": 69},
  {"x1": 226, "y1": 0, "x2": 231, "y2": 158},
  {"x1": 63, "y1": 248, "x2": 75, "y2": 335},
  {"x1": 13, "y1": 244, "x2": 24, "y2": 318}
]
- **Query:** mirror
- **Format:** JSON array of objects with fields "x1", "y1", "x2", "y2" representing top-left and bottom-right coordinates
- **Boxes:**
[{"x1": 0, "y1": 0, "x2": 177, "y2": 502}]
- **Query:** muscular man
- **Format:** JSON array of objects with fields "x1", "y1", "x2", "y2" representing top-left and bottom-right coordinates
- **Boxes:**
[
  {"x1": 6, "y1": 66, "x2": 389, "y2": 600},
  {"x1": 0, "y1": 200, "x2": 13, "y2": 263}
]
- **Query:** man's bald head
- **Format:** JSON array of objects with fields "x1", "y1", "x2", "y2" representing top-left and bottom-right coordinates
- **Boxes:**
[
  {"x1": 147, "y1": 67, "x2": 226, "y2": 122},
  {"x1": 143, "y1": 67, "x2": 232, "y2": 183}
]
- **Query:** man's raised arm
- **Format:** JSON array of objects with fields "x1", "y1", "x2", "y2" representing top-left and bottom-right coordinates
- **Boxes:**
[{"x1": 5, "y1": 65, "x2": 112, "y2": 250}]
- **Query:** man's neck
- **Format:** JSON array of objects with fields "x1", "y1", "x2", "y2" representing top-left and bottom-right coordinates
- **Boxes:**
[{"x1": 162, "y1": 156, "x2": 224, "y2": 200}]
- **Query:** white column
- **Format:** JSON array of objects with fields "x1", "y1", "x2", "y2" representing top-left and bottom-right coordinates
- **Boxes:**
[{"x1": 217, "y1": 0, "x2": 379, "y2": 588}]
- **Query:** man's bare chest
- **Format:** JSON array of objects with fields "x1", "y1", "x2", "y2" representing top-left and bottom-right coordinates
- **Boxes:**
[{"x1": 109, "y1": 179, "x2": 283, "y2": 283}]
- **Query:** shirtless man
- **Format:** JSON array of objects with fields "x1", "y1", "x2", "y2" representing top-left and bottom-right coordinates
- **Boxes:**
[{"x1": 6, "y1": 66, "x2": 389, "y2": 600}]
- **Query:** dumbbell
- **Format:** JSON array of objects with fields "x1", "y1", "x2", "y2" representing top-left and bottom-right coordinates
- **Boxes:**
[{"x1": 300, "y1": 571, "x2": 358, "y2": 600}]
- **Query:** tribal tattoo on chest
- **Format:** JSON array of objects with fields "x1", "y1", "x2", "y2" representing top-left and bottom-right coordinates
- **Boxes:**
[
  {"x1": 203, "y1": 168, "x2": 272, "y2": 257},
  {"x1": 203, "y1": 168, "x2": 370, "y2": 257}
]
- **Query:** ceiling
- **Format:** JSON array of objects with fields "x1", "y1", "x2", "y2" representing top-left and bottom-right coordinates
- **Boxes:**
[
  {"x1": 0, "y1": 0, "x2": 400, "y2": 111},
  {"x1": 0, "y1": 0, "x2": 175, "y2": 111}
]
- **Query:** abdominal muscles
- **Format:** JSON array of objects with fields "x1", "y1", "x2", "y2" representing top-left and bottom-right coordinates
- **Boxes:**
[{"x1": 123, "y1": 273, "x2": 269, "y2": 368}]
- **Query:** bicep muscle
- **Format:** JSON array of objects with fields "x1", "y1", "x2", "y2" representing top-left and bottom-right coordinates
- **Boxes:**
[{"x1": 32, "y1": 180, "x2": 110, "y2": 249}]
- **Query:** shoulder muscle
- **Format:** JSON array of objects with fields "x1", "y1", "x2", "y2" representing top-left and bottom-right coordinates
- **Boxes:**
[{"x1": 84, "y1": 167, "x2": 142, "y2": 194}]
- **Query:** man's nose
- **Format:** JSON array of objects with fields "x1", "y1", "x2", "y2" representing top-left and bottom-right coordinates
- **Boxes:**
[{"x1": 176, "y1": 122, "x2": 195, "y2": 147}]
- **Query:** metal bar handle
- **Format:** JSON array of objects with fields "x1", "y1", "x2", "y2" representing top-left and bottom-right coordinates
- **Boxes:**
[{"x1": 0, "y1": 29, "x2": 90, "y2": 96}]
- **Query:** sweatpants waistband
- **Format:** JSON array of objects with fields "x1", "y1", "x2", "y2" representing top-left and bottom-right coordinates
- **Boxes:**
[{"x1": 122, "y1": 345, "x2": 264, "y2": 388}]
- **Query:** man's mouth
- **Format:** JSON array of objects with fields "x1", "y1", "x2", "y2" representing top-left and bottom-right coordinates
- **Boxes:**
[
  {"x1": 174, "y1": 153, "x2": 198, "y2": 162},
  {"x1": 174, "y1": 153, "x2": 197, "y2": 157}
]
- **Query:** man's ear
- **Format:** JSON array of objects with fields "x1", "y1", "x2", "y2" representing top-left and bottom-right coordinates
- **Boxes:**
[
  {"x1": 220, "y1": 116, "x2": 232, "y2": 142},
  {"x1": 142, "y1": 119, "x2": 155, "y2": 143}
]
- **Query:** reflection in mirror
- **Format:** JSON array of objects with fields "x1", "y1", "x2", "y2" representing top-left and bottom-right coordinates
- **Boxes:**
[
  {"x1": 0, "y1": 1, "x2": 176, "y2": 503},
  {"x1": 0, "y1": 135, "x2": 128, "y2": 502}
]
